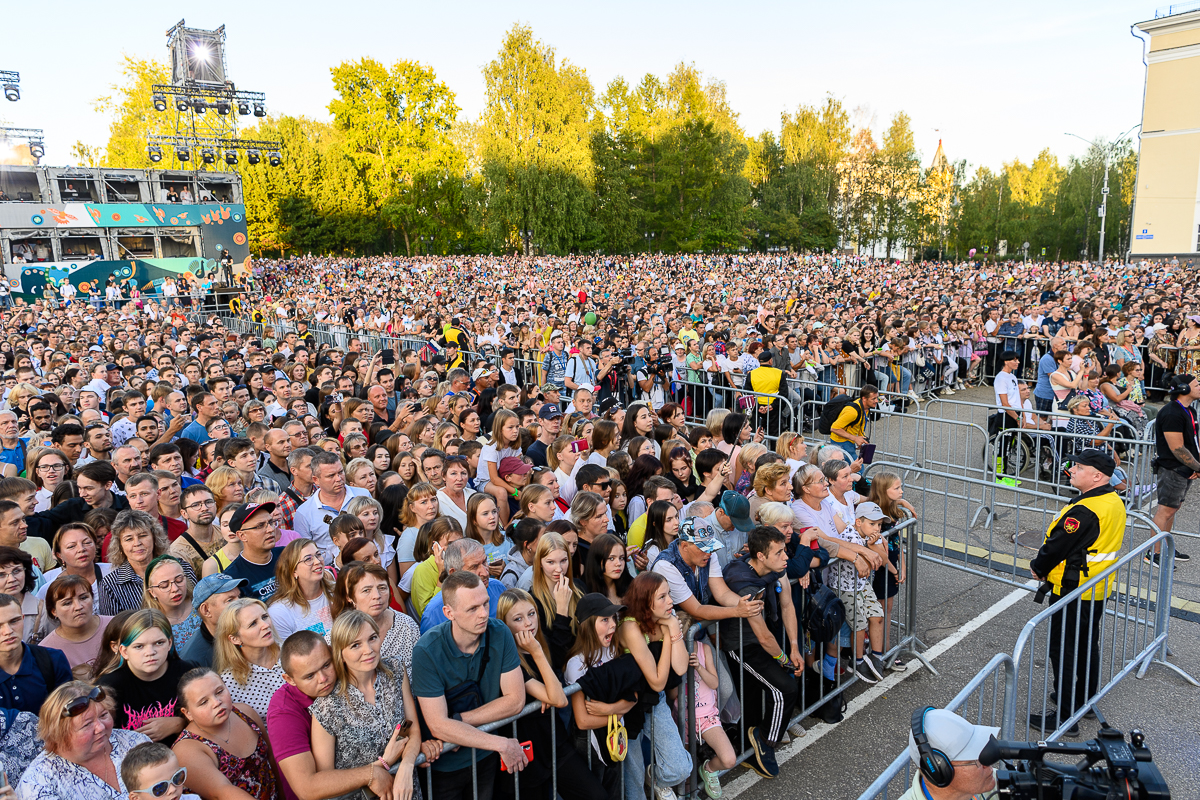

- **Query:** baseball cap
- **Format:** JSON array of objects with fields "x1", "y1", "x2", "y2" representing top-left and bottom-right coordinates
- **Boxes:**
[
  {"x1": 907, "y1": 708, "x2": 999, "y2": 768},
  {"x1": 855, "y1": 501, "x2": 886, "y2": 521},
  {"x1": 678, "y1": 517, "x2": 724, "y2": 553},
  {"x1": 105, "y1": 363, "x2": 120, "y2": 372},
  {"x1": 88, "y1": 345, "x2": 102, "y2": 353},
  {"x1": 575, "y1": 592, "x2": 626, "y2": 625},
  {"x1": 192, "y1": 573, "x2": 249, "y2": 609},
  {"x1": 498, "y1": 456, "x2": 532, "y2": 478},
  {"x1": 598, "y1": 397, "x2": 619, "y2": 415},
  {"x1": 1070, "y1": 448, "x2": 1116, "y2": 477},
  {"x1": 539, "y1": 403, "x2": 563, "y2": 420},
  {"x1": 672, "y1": 341, "x2": 685, "y2": 351},
  {"x1": 718, "y1": 490, "x2": 755, "y2": 533},
  {"x1": 229, "y1": 501, "x2": 277, "y2": 533},
  {"x1": 471, "y1": 367, "x2": 490, "y2": 381},
  {"x1": 431, "y1": 355, "x2": 448, "y2": 366}
]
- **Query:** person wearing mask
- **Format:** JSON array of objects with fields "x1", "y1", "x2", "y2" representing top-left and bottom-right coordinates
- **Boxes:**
[{"x1": 178, "y1": 573, "x2": 247, "y2": 667}]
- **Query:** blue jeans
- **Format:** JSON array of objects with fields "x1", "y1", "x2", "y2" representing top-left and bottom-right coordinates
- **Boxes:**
[
  {"x1": 1033, "y1": 395, "x2": 1053, "y2": 413},
  {"x1": 889, "y1": 366, "x2": 912, "y2": 394},
  {"x1": 832, "y1": 439, "x2": 862, "y2": 475},
  {"x1": 623, "y1": 695, "x2": 692, "y2": 800}
]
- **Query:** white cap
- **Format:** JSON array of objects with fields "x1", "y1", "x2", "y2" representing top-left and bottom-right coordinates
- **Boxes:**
[
  {"x1": 907, "y1": 709, "x2": 999, "y2": 767},
  {"x1": 471, "y1": 367, "x2": 490, "y2": 381}
]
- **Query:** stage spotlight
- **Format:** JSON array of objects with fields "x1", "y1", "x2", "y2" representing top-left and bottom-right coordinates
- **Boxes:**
[
  {"x1": 175, "y1": 95, "x2": 190, "y2": 112},
  {"x1": 3, "y1": 84, "x2": 17, "y2": 102},
  {"x1": 28, "y1": 143, "x2": 44, "y2": 160},
  {"x1": 148, "y1": 145, "x2": 164, "y2": 163},
  {"x1": 224, "y1": 148, "x2": 238, "y2": 165},
  {"x1": 152, "y1": 93, "x2": 167, "y2": 112},
  {"x1": 175, "y1": 146, "x2": 191, "y2": 162},
  {"x1": 193, "y1": 98, "x2": 207, "y2": 114},
  {"x1": 246, "y1": 149, "x2": 261, "y2": 165},
  {"x1": 201, "y1": 148, "x2": 216, "y2": 164},
  {"x1": 268, "y1": 151, "x2": 282, "y2": 167},
  {"x1": 237, "y1": 100, "x2": 251, "y2": 116},
  {"x1": 253, "y1": 102, "x2": 265, "y2": 117},
  {"x1": 216, "y1": 100, "x2": 230, "y2": 115}
]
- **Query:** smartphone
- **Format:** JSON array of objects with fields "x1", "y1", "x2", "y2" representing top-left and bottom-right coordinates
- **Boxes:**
[
  {"x1": 501, "y1": 741, "x2": 534, "y2": 772},
  {"x1": 861, "y1": 443, "x2": 877, "y2": 464},
  {"x1": 751, "y1": 588, "x2": 766, "y2": 601},
  {"x1": 570, "y1": 438, "x2": 589, "y2": 454},
  {"x1": 381, "y1": 350, "x2": 395, "y2": 365},
  {"x1": 333, "y1": 392, "x2": 344, "y2": 403}
]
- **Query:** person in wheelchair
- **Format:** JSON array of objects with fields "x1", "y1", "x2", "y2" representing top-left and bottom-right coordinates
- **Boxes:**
[{"x1": 1064, "y1": 396, "x2": 1131, "y2": 493}]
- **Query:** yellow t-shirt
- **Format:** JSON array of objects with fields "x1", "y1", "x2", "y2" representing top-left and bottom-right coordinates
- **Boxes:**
[
  {"x1": 626, "y1": 513, "x2": 649, "y2": 550},
  {"x1": 829, "y1": 401, "x2": 866, "y2": 443},
  {"x1": 22, "y1": 537, "x2": 56, "y2": 572},
  {"x1": 410, "y1": 555, "x2": 441, "y2": 618}
]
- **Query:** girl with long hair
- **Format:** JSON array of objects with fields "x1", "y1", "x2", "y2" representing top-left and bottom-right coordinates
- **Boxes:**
[
  {"x1": 141, "y1": 556, "x2": 201, "y2": 652},
  {"x1": 529, "y1": 532, "x2": 582, "y2": 671},
  {"x1": 478, "y1": 410, "x2": 523, "y2": 526},
  {"x1": 213, "y1": 599, "x2": 284, "y2": 719},
  {"x1": 393, "y1": 482, "x2": 439, "y2": 585},
  {"x1": 580, "y1": 533, "x2": 631, "y2": 603},
  {"x1": 464, "y1": 493, "x2": 508, "y2": 578},
  {"x1": 267, "y1": 539, "x2": 335, "y2": 640},
  {"x1": 867, "y1": 471, "x2": 915, "y2": 669},
  {"x1": 95, "y1": 609, "x2": 189, "y2": 743}
]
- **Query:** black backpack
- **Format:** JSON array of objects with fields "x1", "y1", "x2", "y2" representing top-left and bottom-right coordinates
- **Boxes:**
[
  {"x1": 803, "y1": 583, "x2": 846, "y2": 644},
  {"x1": 818, "y1": 395, "x2": 861, "y2": 436}
]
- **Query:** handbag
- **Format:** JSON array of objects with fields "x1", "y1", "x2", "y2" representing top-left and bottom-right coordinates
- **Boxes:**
[
  {"x1": 605, "y1": 715, "x2": 628, "y2": 762},
  {"x1": 445, "y1": 625, "x2": 491, "y2": 716},
  {"x1": 803, "y1": 582, "x2": 846, "y2": 644}
]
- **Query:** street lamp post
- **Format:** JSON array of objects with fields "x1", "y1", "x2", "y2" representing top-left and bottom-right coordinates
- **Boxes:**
[{"x1": 1066, "y1": 126, "x2": 1138, "y2": 265}]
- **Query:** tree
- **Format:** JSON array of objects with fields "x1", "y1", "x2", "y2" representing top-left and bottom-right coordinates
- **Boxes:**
[
  {"x1": 329, "y1": 58, "x2": 464, "y2": 256},
  {"x1": 877, "y1": 112, "x2": 920, "y2": 258}
]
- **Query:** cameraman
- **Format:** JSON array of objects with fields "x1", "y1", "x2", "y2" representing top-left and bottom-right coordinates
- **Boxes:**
[
  {"x1": 1029, "y1": 449, "x2": 1126, "y2": 736},
  {"x1": 636, "y1": 345, "x2": 670, "y2": 410},
  {"x1": 902, "y1": 708, "x2": 998, "y2": 800}
]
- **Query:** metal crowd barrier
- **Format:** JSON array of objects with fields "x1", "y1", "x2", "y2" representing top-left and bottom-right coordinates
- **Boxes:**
[
  {"x1": 674, "y1": 519, "x2": 921, "y2": 797},
  {"x1": 854, "y1": 652, "x2": 1016, "y2": 800},
  {"x1": 1011, "y1": 521, "x2": 1198, "y2": 743}
]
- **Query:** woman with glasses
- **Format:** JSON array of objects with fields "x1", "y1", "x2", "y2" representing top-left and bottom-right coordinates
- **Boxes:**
[
  {"x1": 0, "y1": 547, "x2": 45, "y2": 643},
  {"x1": 173, "y1": 667, "x2": 278, "y2": 800},
  {"x1": 790, "y1": 464, "x2": 881, "y2": 574},
  {"x1": 332, "y1": 562, "x2": 421, "y2": 677},
  {"x1": 98, "y1": 511, "x2": 196, "y2": 617},
  {"x1": 267, "y1": 540, "x2": 334, "y2": 640},
  {"x1": 18, "y1": 682, "x2": 151, "y2": 800},
  {"x1": 30, "y1": 448, "x2": 71, "y2": 512},
  {"x1": 142, "y1": 556, "x2": 201, "y2": 652},
  {"x1": 95, "y1": 610, "x2": 192, "y2": 744}
]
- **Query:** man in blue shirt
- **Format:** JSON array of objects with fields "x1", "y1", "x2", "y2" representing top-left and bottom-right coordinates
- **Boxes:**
[
  {"x1": 0, "y1": 593, "x2": 71, "y2": 713},
  {"x1": 421, "y1": 540, "x2": 505, "y2": 633},
  {"x1": 1032, "y1": 335, "x2": 1065, "y2": 414},
  {"x1": 179, "y1": 392, "x2": 221, "y2": 444},
  {"x1": 222, "y1": 502, "x2": 284, "y2": 602},
  {"x1": 412, "y1": 570, "x2": 528, "y2": 797}
]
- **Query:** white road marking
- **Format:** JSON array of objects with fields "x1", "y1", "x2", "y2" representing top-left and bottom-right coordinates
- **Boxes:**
[{"x1": 723, "y1": 581, "x2": 1034, "y2": 798}]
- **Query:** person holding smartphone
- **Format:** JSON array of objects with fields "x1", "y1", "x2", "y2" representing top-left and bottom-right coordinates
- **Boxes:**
[{"x1": 829, "y1": 385, "x2": 879, "y2": 477}]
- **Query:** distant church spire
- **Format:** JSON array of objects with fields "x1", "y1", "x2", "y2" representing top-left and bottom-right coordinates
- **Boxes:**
[{"x1": 930, "y1": 139, "x2": 949, "y2": 171}]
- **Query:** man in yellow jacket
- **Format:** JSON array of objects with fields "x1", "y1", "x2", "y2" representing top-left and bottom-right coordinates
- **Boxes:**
[{"x1": 1029, "y1": 448, "x2": 1126, "y2": 736}]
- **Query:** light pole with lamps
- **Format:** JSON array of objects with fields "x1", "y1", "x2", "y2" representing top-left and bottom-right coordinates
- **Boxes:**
[{"x1": 1065, "y1": 125, "x2": 1138, "y2": 264}]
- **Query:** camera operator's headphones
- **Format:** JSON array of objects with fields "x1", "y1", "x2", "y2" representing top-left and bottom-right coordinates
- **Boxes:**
[{"x1": 911, "y1": 706, "x2": 955, "y2": 788}]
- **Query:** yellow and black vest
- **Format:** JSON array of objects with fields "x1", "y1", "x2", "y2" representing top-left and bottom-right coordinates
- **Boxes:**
[
  {"x1": 748, "y1": 366, "x2": 783, "y2": 406},
  {"x1": 1040, "y1": 487, "x2": 1126, "y2": 600}
]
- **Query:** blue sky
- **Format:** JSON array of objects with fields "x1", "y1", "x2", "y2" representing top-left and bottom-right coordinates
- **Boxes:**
[{"x1": 0, "y1": 0, "x2": 1162, "y2": 174}]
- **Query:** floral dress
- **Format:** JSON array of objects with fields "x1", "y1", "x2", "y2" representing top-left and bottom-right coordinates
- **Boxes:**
[
  {"x1": 176, "y1": 708, "x2": 278, "y2": 800},
  {"x1": 310, "y1": 658, "x2": 420, "y2": 800}
]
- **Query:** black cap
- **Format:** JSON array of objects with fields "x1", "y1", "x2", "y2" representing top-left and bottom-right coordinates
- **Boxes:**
[
  {"x1": 228, "y1": 502, "x2": 276, "y2": 532},
  {"x1": 1168, "y1": 373, "x2": 1196, "y2": 397},
  {"x1": 598, "y1": 396, "x2": 619, "y2": 415},
  {"x1": 575, "y1": 593, "x2": 626, "y2": 625},
  {"x1": 1071, "y1": 449, "x2": 1116, "y2": 477}
]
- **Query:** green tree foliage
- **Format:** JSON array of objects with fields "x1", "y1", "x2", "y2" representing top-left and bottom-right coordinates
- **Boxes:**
[{"x1": 77, "y1": 28, "x2": 1140, "y2": 259}]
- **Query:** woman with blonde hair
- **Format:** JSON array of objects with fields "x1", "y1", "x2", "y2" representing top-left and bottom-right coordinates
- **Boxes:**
[
  {"x1": 464, "y1": 493, "x2": 509, "y2": 576},
  {"x1": 432, "y1": 421, "x2": 460, "y2": 453},
  {"x1": 310, "y1": 610, "x2": 424, "y2": 800},
  {"x1": 529, "y1": 532, "x2": 582, "y2": 670},
  {"x1": 733, "y1": 441, "x2": 769, "y2": 496},
  {"x1": 347, "y1": 494, "x2": 398, "y2": 596},
  {"x1": 204, "y1": 466, "x2": 245, "y2": 516},
  {"x1": 18, "y1": 681, "x2": 149, "y2": 800},
  {"x1": 213, "y1": 598, "x2": 283, "y2": 719},
  {"x1": 141, "y1": 555, "x2": 201, "y2": 651},
  {"x1": 345, "y1": 457, "x2": 378, "y2": 497},
  {"x1": 332, "y1": 562, "x2": 421, "y2": 675},
  {"x1": 267, "y1": 539, "x2": 335, "y2": 640},
  {"x1": 393, "y1": 482, "x2": 439, "y2": 584},
  {"x1": 201, "y1": 505, "x2": 241, "y2": 577}
]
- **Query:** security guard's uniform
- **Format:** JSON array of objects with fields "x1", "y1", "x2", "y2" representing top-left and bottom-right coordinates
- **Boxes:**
[
  {"x1": 744, "y1": 357, "x2": 784, "y2": 437},
  {"x1": 1030, "y1": 481, "x2": 1126, "y2": 721}
]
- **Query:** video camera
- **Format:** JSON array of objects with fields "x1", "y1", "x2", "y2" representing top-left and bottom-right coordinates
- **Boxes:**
[{"x1": 980, "y1": 724, "x2": 1169, "y2": 800}]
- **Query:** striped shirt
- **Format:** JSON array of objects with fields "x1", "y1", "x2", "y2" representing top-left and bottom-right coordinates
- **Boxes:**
[{"x1": 97, "y1": 560, "x2": 198, "y2": 616}]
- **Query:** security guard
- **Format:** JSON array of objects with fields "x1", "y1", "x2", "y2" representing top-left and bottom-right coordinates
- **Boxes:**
[
  {"x1": 1029, "y1": 448, "x2": 1125, "y2": 736},
  {"x1": 745, "y1": 350, "x2": 784, "y2": 438}
]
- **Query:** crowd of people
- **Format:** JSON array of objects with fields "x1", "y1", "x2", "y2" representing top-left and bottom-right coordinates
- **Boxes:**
[{"x1": 0, "y1": 250, "x2": 1192, "y2": 800}]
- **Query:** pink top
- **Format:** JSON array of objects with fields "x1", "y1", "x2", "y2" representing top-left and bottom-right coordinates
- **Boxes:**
[{"x1": 39, "y1": 615, "x2": 113, "y2": 669}]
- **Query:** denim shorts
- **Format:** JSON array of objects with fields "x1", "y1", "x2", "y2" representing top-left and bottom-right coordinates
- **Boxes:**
[{"x1": 1156, "y1": 468, "x2": 1191, "y2": 509}]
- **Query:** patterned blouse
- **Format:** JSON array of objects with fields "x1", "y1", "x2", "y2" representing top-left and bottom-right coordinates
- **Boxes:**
[
  {"x1": 310, "y1": 658, "x2": 419, "y2": 800},
  {"x1": 0, "y1": 709, "x2": 43, "y2": 787},
  {"x1": 177, "y1": 707, "x2": 277, "y2": 800},
  {"x1": 16, "y1": 728, "x2": 150, "y2": 800},
  {"x1": 221, "y1": 661, "x2": 286, "y2": 720}
]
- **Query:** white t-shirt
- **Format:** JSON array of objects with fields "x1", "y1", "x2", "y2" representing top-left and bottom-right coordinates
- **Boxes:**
[
  {"x1": 652, "y1": 556, "x2": 723, "y2": 607},
  {"x1": 993, "y1": 370, "x2": 1021, "y2": 412},
  {"x1": 790, "y1": 497, "x2": 842, "y2": 540},
  {"x1": 476, "y1": 443, "x2": 521, "y2": 488},
  {"x1": 825, "y1": 490, "x2": 862, "y2": 531},
  {"x1": 268, "y1": 594, "x2": 333, "y2": 641}
]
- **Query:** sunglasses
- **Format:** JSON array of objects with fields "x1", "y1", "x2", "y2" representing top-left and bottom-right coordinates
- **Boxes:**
[
  {"x1": 61, "y1": 686, "x2": 106, "y2": 718},
  {"x1": 131, "y1": 768, "x2": 188, "y2": 798}
]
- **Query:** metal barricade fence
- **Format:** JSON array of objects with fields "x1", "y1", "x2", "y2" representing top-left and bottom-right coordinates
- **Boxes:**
[
  {"x1": 1010, "y1": 521, "x2": 1198, "y2": 743},
  {"x1": 674, "y1": 519, "x2": 921, "y2": 797},
  {"x1": 855, "y1": 652, "x2": 1017, "y2": 800}
]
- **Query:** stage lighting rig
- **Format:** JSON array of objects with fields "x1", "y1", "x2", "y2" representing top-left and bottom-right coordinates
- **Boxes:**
[
  {"x1": 1, "y1": 127, "x2": 45, "y2": 162},
  {"x1": 2, "y1": 71, "x2": 21, "y2": 102},
  {"x1": 267, "y1": 151, "x2": 282, "y2": 167},
  {"x1": 245, "y1": 149, "x2": 260, "y2": 165},
  {"x1": 224, "y1": 148, "x2": 238, "y2": 165},
  {"x1": 148, "y1": 144, "x2": 164, "y2": 162},
  {"x1": 175, "y1": 144, "x2": 191, "y2": 162}
]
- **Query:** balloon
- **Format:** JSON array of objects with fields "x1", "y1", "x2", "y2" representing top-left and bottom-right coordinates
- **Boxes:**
[
  {"x1": 584, "y1": 312, "x2": 597, "y2": 326},
  {"x1": 969, "y1": 248, "x2": 977, "y2": 257}
]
